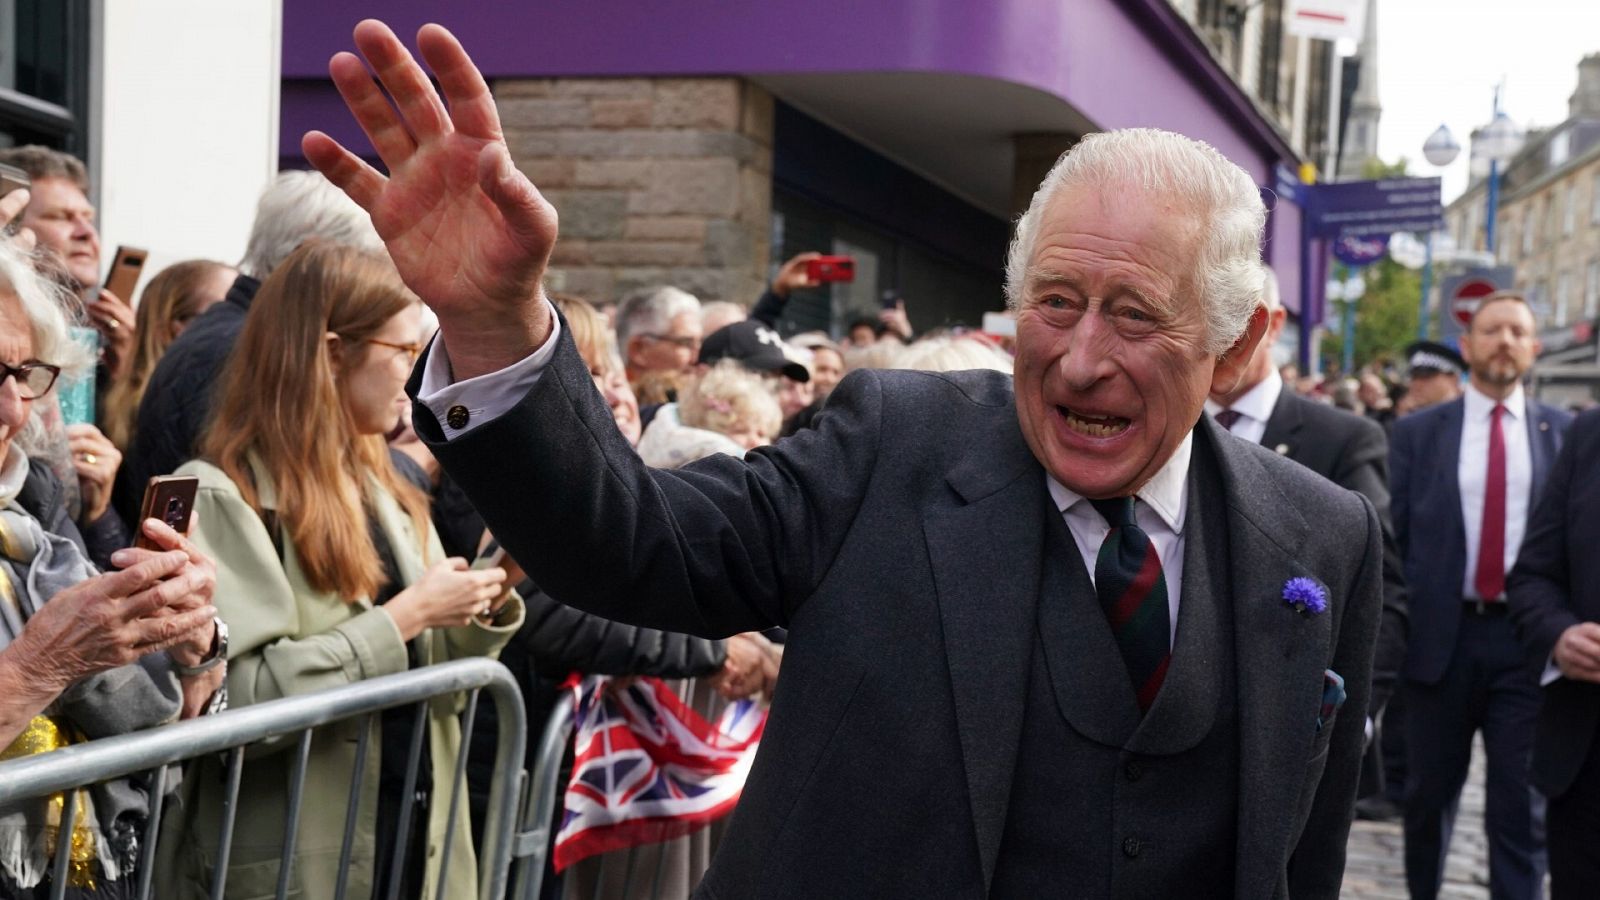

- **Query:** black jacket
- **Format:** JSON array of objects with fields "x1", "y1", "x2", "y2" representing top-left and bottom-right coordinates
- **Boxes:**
[
  {"x1": 419, "y1": 323, "x2": 1382, "y2": 900},
  {"x1": 114, "y1": 274, "x2": 261, "y2": 526},
  {"x1": 1508, "y1": 407, "x2": 1600, "y2": 798}
]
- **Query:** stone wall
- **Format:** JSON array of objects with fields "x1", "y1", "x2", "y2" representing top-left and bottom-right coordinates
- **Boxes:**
[{"x1": 494, "y1": 76, "x2": 775, "y2": 306}]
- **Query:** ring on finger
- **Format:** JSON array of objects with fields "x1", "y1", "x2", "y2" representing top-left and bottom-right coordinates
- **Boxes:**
[{"x1": 81, "y1": 452, "x2": 98, "y2": 465}]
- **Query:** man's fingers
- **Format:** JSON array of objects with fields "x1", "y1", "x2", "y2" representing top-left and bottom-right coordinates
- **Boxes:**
[
  {"x1": 303, "y1": 131, "x2": 386, "y2": 210},
  {"x1": 477, "y1": 143, "x2": 558, "y2": 254},
  {"x1": 416, "y1": 23, "x2": 502, "y2": 140},
  {"x1": 353, "y1": 19, "x2": 450, "y2": 142},
  {"x1": 0, "y1": 187, "x2": 29, "y2": 224},
  {"x1": 329, "y1": 50, "x2": 417, "y2": 171}
]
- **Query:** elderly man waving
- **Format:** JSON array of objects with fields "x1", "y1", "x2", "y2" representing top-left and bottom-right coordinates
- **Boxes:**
[{"x1": 307, "y1": 21, "x2": 1382, "y2": 899}]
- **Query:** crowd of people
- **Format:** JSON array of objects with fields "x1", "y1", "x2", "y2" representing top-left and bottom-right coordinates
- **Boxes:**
[{"x1": 1, "y1": 16, "x2": 1599, "y2": 900}]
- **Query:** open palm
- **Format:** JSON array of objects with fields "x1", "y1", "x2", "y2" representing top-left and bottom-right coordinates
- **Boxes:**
[{"x1": 303, "y1": 21, "x2": 557, "y2": 345}]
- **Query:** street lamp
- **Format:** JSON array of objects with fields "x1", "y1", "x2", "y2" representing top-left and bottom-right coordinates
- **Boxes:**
[
  {"x1": 1479, "y1": 103, "x2": 1524, "y2": 254},
  {"x1": 1418, "y1": 124, "x2": 1461, "y2": 337}
]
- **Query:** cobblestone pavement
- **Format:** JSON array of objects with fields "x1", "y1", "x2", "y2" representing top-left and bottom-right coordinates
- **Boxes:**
[{"x1": 1341, "y1": 738, "x2": 1490, "y2": 899}]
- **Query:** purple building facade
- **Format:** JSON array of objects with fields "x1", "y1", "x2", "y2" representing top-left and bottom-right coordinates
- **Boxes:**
[{"x1": 282, "y1": 0, "x2": 1305, "y2": 335}]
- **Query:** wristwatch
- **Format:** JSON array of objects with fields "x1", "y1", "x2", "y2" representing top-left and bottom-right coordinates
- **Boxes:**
[{"x1": 171, "y1": 617, "x2": 229, "y2": 675}]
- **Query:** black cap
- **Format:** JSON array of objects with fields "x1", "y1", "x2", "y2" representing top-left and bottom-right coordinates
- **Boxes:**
[
  {"x1": 1404, "y1": 340, "x2": 1464, "y2": 377},
  {"x1": 699, "y1": 321, "x2": 810, "y2": 382}
]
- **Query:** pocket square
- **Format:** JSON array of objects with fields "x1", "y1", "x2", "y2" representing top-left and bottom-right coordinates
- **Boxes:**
[{"x1": 1317, "y1": 669, "x2": 1346, "y2": 733}]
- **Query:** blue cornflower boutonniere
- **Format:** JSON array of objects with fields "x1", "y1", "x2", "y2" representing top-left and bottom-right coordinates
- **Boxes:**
[{"x1": 1283, "y1": 577, "x2": 1328, "y2": 616}]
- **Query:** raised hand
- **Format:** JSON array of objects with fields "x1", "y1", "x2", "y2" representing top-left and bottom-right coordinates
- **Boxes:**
[{"x1": 303, "y1": 20, "x2": 559, "y2": 380}]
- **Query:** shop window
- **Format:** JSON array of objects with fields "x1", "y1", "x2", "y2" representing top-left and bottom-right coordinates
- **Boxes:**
[
  {"x1": 0, "y1": 0, "x2": 91, "y2": 157},
  {"x1": 1586, "y1": 259, "x2": 1600, "y2": 320}
]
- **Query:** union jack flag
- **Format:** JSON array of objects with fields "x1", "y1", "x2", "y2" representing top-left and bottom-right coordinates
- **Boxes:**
[{"x1": 553, "y1": 675, "x2": 766, "y2": 871}]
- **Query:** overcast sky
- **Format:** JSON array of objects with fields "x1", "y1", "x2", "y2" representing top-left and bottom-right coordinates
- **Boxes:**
[{"x1": 1375, "y1": 0, "x2": 1600, "y2": 202}]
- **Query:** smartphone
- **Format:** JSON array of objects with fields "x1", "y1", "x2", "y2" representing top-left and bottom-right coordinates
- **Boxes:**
[
  {"x1": 471, "y1": 545, "x2": 509, "y2": 571},
  {"x1": 0, "y1": 163, "x2": 29, "y2": 199},
  {"x1": 103, "y1": 246, "x2": 148, "y2": 302},
  {"x1": 56, "y1": 326, "x2": 100, "y2": 427},
  {"x1": 134, "y1": 475, "x2": 200, "y2": 550},
  {"x1": 805, "y1": 255, "x2": 855, "y2": 284}
]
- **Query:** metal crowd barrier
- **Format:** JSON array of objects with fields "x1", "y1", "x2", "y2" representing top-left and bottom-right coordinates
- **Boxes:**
[
  {"x1": 0, "y1": 658, "x2": 528, "y2": 900},
  {"x1": 509, "y1": 679, "x2": 719, "y2": 900}
]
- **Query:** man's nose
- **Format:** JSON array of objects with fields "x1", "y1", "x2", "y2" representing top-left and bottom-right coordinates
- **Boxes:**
[{"x1": 1057, "y1": 311, "x2": 1117, "y2": 390}]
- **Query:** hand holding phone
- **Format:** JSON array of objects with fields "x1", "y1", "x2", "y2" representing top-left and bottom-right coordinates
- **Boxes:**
[{"x1": 804, "y1": 255, "x2": 855, "y2": 284}]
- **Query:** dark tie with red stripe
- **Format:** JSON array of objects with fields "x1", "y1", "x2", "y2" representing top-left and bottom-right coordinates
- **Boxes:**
[
  {"x1": 1090, "y1": 497, "x2": 1172, "y2": 713},
  {"x1": 1474, "y1": 403, "x2": 1508, "y2": 601}
]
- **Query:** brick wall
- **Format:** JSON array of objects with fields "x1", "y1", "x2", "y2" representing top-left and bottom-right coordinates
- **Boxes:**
[{"x1": 494, "y1": 76, "x2": 775, "y2": 306}]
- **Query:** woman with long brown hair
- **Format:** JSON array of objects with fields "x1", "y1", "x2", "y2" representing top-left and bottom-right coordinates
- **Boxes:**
[
  {"x1": 100, "y1": 259, "x2": 236, "y2": 451},
  {"x1": 158, "y1": 242, "x2": 522, "y2": 900}
]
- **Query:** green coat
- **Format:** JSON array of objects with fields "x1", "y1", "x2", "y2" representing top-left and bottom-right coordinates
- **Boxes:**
[{"x1": 157, "y1": 459, "x2": 522, "y2": 899}]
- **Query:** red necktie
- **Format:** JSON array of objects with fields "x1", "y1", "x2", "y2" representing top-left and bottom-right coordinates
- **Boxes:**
[{"x1": 1474, "y1": 404, "x2": 1507, "y2": 601}]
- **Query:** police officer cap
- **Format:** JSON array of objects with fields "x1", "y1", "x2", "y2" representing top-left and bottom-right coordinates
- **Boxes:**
[{"x1": 1403, "y1": 340, "x2": 1464, "y2": 377}]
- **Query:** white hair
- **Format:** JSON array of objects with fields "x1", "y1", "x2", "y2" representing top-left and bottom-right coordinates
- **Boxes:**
[
  {"x1": 0, "y1": 241, "x2": 93, "y2": 377},
  {"x1": 1004, "y1": 128, "x2": 1267, "y2": 354},
  {"x1": 615, "y1": 285, "x2": 702, "y2": 347},
  {"x1": 240, "y1": 170, "x2": 382, "y2": 279},
  {"x1": 895, "y1": 336, "x2": 1014, "y2": 375},
  {"x1": 1261, "y1": 263, "x2": 1281, "y2": 312}
]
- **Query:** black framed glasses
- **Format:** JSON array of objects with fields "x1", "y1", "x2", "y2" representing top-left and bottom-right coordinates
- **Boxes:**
[
  {"x1": 0, "y1": 361, "x2": 61, "y2": 399},
  {"x1": 364, "y1": 338, "x2": 424, "y2": 365}
]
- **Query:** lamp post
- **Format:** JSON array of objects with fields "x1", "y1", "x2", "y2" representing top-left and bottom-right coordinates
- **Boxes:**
[
  {"x1": 1478, "y1": 92, "x2": 1524, "y2": 254},
  {"x1": 1418, "y1": 124, "x2": 1462, "y2": 337}
]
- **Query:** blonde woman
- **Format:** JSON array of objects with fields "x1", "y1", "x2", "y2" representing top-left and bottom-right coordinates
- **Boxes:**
[
  {"x1": 159, "y1": 243, "x2": 522, "y2": 900},
  {"x1": 101, "y1": 260, "x2": 236, "y2": 451}
]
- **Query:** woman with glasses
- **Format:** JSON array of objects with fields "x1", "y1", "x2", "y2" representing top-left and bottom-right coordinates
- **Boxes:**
[
  {"x1": 158, "y1": 243, "x2": 522, "y2": 900},
  {"x1": 0, "y1": 235, "x2": 223, "y2": 899}
]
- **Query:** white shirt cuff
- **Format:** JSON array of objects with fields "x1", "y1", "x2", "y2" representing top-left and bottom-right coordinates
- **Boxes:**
[
  {"x1": 418, "y1": 300, "x2": 562, "y2": 440},
  {"x1": 1540, "y1": 655, "x2": 1562, "y2": 687}
]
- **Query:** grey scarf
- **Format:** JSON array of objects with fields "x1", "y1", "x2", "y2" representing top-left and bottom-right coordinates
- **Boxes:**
[{"x1": 0, "y1": 446, "x2": 183, "y2": 890}]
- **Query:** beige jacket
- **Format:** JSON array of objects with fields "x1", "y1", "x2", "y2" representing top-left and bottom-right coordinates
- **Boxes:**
[{"x1": 157, "y1": 458, "x2": 522, "y2": 899}]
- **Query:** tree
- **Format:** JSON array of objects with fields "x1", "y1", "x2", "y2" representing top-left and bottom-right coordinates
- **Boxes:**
[{"x1": 1317, "y1": 157, "x2": 1425, "y2": 373}]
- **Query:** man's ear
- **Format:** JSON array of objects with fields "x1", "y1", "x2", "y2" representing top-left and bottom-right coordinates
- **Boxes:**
[{"x1": 1210, "y1": 305, "x2": 1270, "y2": 397}]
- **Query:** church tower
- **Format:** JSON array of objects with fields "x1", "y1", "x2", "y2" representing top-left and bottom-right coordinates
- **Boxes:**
[{"x1": 1337, "y1": 0, "x2": 1382, "y2": 180}]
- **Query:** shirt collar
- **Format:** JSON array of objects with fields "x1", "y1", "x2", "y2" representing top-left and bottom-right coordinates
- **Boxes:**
[
  {"x1": 1046, "y1": 430, "x2": 1193, "y2": 533},
  {"x1": 1204, "y1": 366, "x2": 1282, "y2": 425},
  {"x1": 1464, "y1": 380, "x2": 1525, "y2": 422}
]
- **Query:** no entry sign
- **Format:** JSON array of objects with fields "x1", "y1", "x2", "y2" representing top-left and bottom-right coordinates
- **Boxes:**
[
  {"x1": 1437, "y1": 267, "x2": 1515, "y2": 340},
  {"x1": 1450, "y1": 278, "x2": 1498, "y2": 326}
]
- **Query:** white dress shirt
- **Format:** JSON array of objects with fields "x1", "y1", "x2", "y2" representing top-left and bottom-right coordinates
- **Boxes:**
[
  {"x1": 1204, "y1": 367, "x2": 1282, "y2": 446},
  {"x1": 1458, "y1": 382, "x2": 1533, "y2": 601},
  {"x1": 1047, "y1": 434, "x2": 1191, "y2": 645}
]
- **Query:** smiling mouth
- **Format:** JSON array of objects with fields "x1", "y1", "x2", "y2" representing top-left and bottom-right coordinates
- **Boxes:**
[{"x1": 1058, "y1": 406, "x2": 1131, "y2": 438}]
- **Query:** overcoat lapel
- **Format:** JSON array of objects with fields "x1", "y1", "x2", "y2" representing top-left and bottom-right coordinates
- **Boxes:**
[
  {"x1": 922, "y1": 419, "x2": 1045, "y2": 893},
  {"x1": 1258, "y1": 387, "x2": 1302, "y2": 456},
  {"x1": 1198, "y1": 417, "x2": 1338, "y2": 898}
]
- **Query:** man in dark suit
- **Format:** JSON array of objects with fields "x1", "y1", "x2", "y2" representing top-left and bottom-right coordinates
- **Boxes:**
[
  {"x1": 307, "y1": 21, "x2": 1383, "y2": 896},
  {"x1": 1508, "y1": 407, "x2": 1600, "y2": 899},
  {"x1": 1206, "y1": 269, "x2": 1409, "y2": 819},
  {"x1": 1389, "y1": 291, "x2": 1573, "y2": 900}
]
